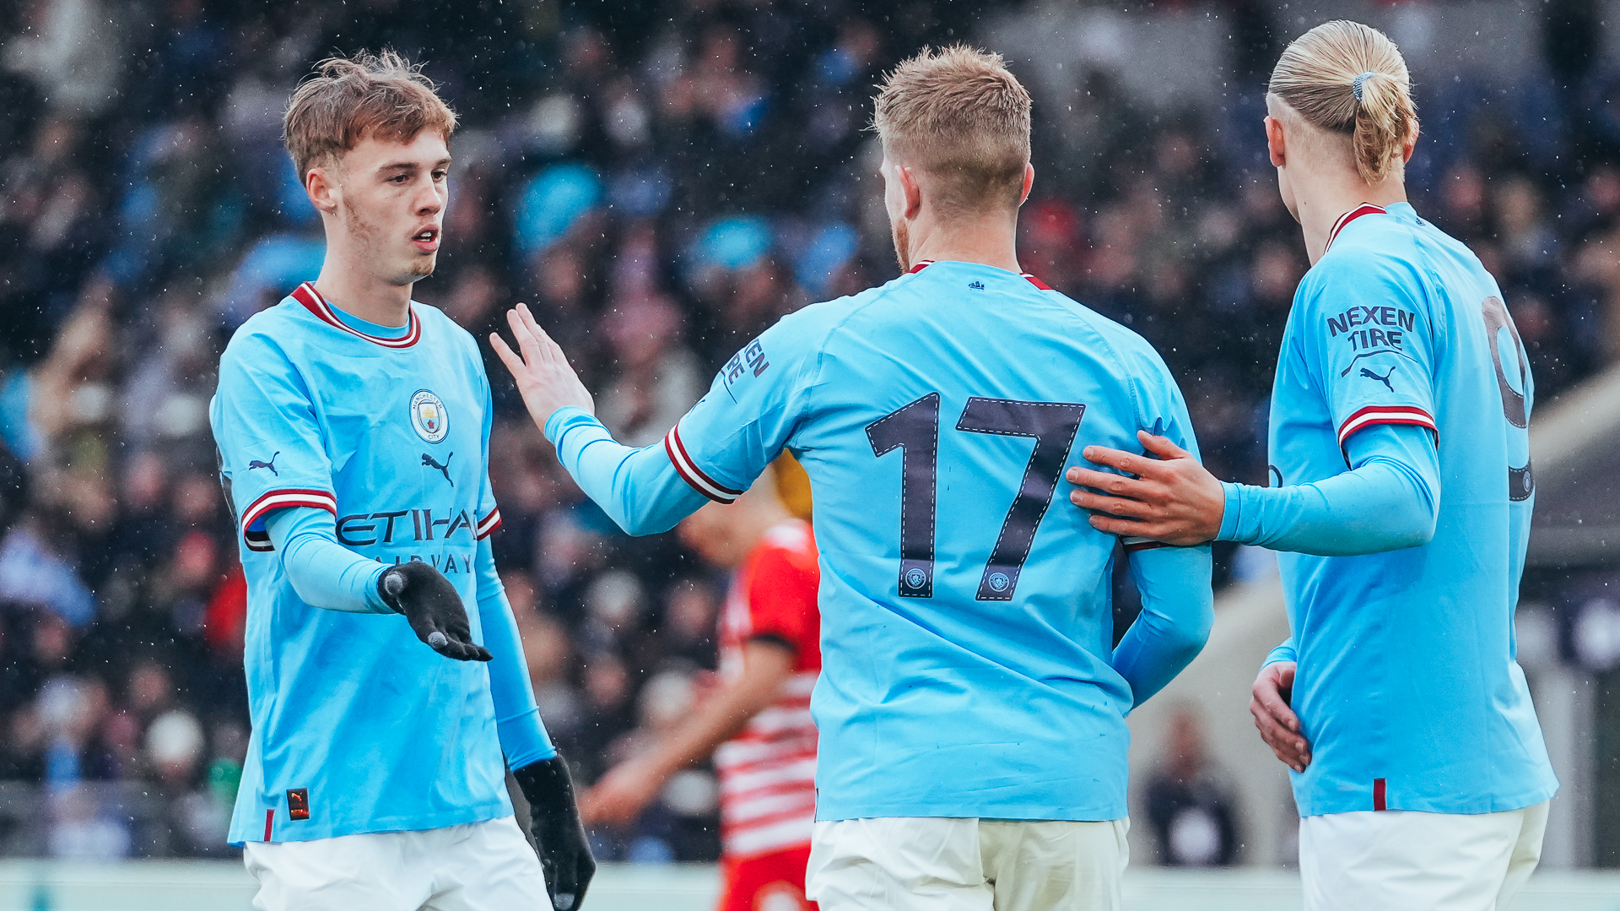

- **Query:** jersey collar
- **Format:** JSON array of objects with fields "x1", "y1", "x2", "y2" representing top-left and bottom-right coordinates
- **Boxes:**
[
  {"x1": 1325, "y1": 203, "x2": 1388, "y2": 252},
  {"x1": 291, "y1": 282, "x2": 422, "y2": 348},
  {"x1": 906, "y1": 260, "x2": 1052, "y2": 291}
]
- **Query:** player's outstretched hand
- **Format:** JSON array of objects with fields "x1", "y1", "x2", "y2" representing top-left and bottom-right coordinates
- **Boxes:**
[
  {"x1": 1065, "y1": 431, "x2": 1224, "y2": 546},
  {"x1": 514, "y1": 755, "x2": 597, "y2": 911},
  {"x1": 578, "y1": 755, "x2": 665, "y2": 829},
  {"x1": 1251, "y1": 661, "x2": 1311, "y2": 772},
  {"x1": 490, "y1": 304, "x2": 595, "y2": 432},
  {"x1": 377, "y1": 563, "x2": 493, "y2": 662}
]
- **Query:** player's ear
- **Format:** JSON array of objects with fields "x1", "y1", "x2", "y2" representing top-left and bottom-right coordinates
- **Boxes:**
[
  {"x1": 1401, "y1": 121, "x2": 1419, "y2": 164},
  {"x1": 898, "y1": 165, "x2": 923, "y2": 220},
  {"x1": 306, "y1": 165, "x2": 339, "y2": 216},
  {"x1": 1018, "y1": 163, "x2": 1034, "y2": 207},
  {"x1": 1265, "y1": 116, "x2": 1287, "y2": 169}
]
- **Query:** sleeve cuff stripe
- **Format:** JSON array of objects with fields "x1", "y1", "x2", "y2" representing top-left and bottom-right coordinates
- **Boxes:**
[
  {"x1": 1337, "y1": 406, "x2": 1437, "y2": 446},
  {"x1": 1122, "y1": 538, "x2": 1167, "y2": 552},
  {"x1": 664, "y1": 426, "x2": 741, "y2": 503},
  {"x1": 240, "y1": 489, "x2": 337, "y2": 531},
  {"x1": 475, "y1": 508, "x2": 502, "y2": 539}
]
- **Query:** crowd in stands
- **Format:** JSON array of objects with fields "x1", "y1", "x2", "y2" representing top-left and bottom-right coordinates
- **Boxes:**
[{"x1": 0, "y1": 0, "x2": 1614, "y2": 863}]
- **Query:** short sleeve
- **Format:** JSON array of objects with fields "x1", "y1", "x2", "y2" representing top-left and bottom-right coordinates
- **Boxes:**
[
  {"x1": 210, "y1": 334, "x2": 336, "y2": 552},
  {"x1": 662, "y1": 309, "x2": 824, "y2": 503},
  {"x1": 1298, "y1": 257, "x2": 1439, "y2": 449},
  {"x1": 744, "y1": 536, "x2": 819, "y2": 655}
]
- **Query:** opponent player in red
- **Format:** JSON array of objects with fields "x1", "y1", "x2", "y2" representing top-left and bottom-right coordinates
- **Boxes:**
[{"x1": 581, "y1": 457, "x2": 820, "y2": 911}]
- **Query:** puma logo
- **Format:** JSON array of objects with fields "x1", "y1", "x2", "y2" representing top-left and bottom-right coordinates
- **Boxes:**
[
  {"x1": 1359, "y1": 365, "x2": 1396, "y2": 392},
  {"x1": 248, "y1": 452, "x2": 280, "y2": 476},
  {"x1": 422, "y1": 452, "x2": 453, "y2": 486}
]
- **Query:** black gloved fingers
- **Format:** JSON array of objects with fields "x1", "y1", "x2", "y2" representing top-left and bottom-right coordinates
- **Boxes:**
[
  {"x1": 378, "y1": 563, "x2": 493, "y2": 662},
  {"x1": 513, "y1": 756, "x2": 595, "y2": 910}
]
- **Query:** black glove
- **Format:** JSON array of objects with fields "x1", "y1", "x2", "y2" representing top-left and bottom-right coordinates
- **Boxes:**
[
  {"x1": 513, "y1": 755, "x2": 596, "y2": 911},
  {"x1": 376, "y1": 562, "x2": 493, "y2": 662}
]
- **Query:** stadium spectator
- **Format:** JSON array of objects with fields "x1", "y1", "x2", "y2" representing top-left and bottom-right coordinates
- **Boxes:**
[{"x1": 1143, "y1": 707, "x2": 1241, "y2": 867}]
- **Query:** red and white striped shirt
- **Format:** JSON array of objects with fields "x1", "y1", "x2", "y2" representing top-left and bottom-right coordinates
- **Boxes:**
[{"x1": 713, "y1": 520, "x2": 821, "y2": 859}]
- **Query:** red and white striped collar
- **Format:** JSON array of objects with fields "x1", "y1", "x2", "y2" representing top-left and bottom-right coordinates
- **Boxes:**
[
  {"x1": 1326, "y1": 203, "x2": 1387, "y2": 252},
  {"x1": 906, "y1": 260, "x2": 1052, "y2": 290},
  {"x1": 291, "y1": 282, "x2": 421, "y2": 348}
]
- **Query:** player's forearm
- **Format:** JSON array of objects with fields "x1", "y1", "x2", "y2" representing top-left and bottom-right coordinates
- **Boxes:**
[
  {"x1": 267, "y1": 507, "x2": 390, "y2": 613},
  {"x1": 1263, "y1": 637, "x2": 1297, "y2": 668},
  {"x1": 1113, "y1": 544, "x2": 1215, "y2": 708},
  {"x1": 644, "y1": 647, "x2": 793, "y2": 777},
  {"x1": 544, "y1": 406, "x2": 708, "y2": 535},
  {"x1": 1216, "y1": 423, "x2": 1439, "y2": 555},
  {"x1": 474, "y1": 538, "x2": 557, "y2": 767}
]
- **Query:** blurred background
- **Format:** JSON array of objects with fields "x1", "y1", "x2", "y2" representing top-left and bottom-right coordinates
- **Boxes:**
[{"x1": 0, "y1": 0, "x2": 1618, "y2": 896}]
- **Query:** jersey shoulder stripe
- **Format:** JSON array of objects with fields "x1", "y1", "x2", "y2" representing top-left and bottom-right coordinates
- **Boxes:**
[
  {"x1": 241, "y1": 488, "x2": 336, "y2": 531},
  {"x1": 665, "y1": 424, "x2": 741, "y2": 502},
  {"x1": 475, "y1": 507, "x2": 502, "y2": 539},
  {"x1": 1337, "y1": 404, "x2": 1437, "y2": 447}
]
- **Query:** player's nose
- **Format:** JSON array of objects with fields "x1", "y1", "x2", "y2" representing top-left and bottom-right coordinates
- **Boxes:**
[{"x1": 414, "y1": 180, "x2": 443, "y2": 215}]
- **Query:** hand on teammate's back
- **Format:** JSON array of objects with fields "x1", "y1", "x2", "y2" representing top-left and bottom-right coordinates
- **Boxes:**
[
  {"x1": 513, "y1": 755, "x2": 597, "y2": 911},
  {"x1": 490, "y1": 304, "x2": 596, "y2": 431},
  {"x1": 1251, "y1": 661, "x2": 1311, "y2": 772},
  {"x1": 376, "y1": 563, "x2": 494, "y2": 661},
  {"x1": 1066, "y1": 431, "x2": 1225, "y2": 546}
]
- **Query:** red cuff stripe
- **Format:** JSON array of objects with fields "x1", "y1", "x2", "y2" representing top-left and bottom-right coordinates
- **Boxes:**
[
  {"x1": 664, "y1": 426, "x2": 741, "y2": 503},
  {"x1": 240, "y1": 488, "x2": 337, "y2": 532},
  {"x1": 1337, "y1": 405, "x2": 1437, "y2": 447}
]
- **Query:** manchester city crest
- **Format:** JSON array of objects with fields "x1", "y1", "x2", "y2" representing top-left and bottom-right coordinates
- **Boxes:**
[{"x1": 410, "y1": 389, "x2": 448, "y2": 443}]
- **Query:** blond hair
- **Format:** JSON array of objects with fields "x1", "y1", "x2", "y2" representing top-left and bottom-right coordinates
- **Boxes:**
[
  {"x1": 284, "y1": 49, "x2": 457, "y2": 184},
  {"x1": 872, "y1": 45, "x2": 1032, "y2": 215},
  {"x1": 1268, "y1": 21, "x2": 1417, "y2": 185},
  {"x1": 772, "y1": 452, "x2": 812, "y2": 523}
]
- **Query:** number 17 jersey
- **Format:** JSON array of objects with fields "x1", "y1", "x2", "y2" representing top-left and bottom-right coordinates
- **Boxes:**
[{"x1": 667, "y1": 260, "x2": 1203, "y2": 821}]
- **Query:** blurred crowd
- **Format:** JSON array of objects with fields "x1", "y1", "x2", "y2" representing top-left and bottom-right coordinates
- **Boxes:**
[{"x1": 0, "y1": 0, "x2": 1615, "y2": 863}]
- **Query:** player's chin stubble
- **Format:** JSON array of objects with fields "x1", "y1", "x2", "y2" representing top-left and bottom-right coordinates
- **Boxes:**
[{"x1": 892, "y1": 218, "x2": 910, "y2": 274}]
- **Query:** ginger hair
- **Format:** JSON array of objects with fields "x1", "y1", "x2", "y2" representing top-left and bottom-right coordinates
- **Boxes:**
[
  {"x1": 872, "y1": 45, "x2": 1032, "y2": 215},
  {"x1": 283, "y1": 49, "x2": 457, "y2": 183},
  {"x1": 1268, "y1": 20, "x2": 1418, "y2": 185}
]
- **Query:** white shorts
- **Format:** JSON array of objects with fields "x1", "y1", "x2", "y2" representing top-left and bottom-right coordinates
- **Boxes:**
[
  {"x1": 242, "y1": 815, "x2": 547, "y2": 911},
  {"x1": 1299, "y1": 801, "x2": 1549, "y2": 911},
  {"x1": 805, "y1": 816, "x2": 1129, "y2": 911}
]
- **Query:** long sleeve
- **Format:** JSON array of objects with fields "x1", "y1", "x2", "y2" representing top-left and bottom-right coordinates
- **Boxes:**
[
  {"x1": 1263, "y1": 636, "x2": 1297, "y2": 668},
  {"x1": 544, "y1": 406, "x2": 709, "y2": 536},
  {"x1": 265, "y1": 506, "x2": 391, "y2": 613},
  {"x1": 474, "y1": 536, "x2": 556, "y2": 768},
  {"x1": 1216, "y1": 422, "x2": 1439, "y2": 556},
  {"x1": 1111, "y1": 543, "x2": 1215, "y2": 709}
]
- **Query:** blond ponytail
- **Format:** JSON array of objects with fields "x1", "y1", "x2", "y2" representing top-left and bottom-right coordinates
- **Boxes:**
[{"x1": 1268, "y1": 21, "x2": 1418, "y2": 185}]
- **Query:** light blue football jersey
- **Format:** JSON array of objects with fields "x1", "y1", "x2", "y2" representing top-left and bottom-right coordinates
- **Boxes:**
[
  {"x1": 1267, "y1": 203, "x2": 1557, "y2": 816},
  {"x1": 661, "y1": 260, "x2": 1207, "y2": 820},
  {"x1": 210, "y1": 282, "x2": 510, "y2": 845}
]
